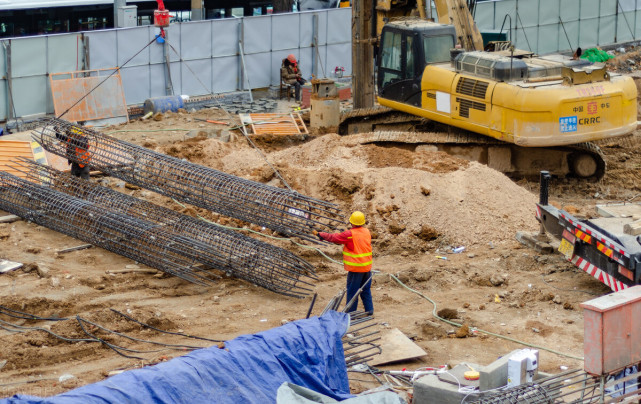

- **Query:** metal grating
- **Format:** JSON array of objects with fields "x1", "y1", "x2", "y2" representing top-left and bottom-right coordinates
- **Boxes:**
[
  {"x1": 8, "y1": 158, "x2": 317, "y2": 297},
  {"x1": 239, "y1": 113, "x2": 309, "y2": 136},
  {"x1": 33, "y1": 118, "x2": 343, "y2": 243},
  {"x1": 455, "y1": 77, "x2": 489, "y2": 99}
]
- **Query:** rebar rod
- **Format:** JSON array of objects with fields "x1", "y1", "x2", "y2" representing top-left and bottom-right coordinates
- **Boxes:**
[
  {"x1": 342, "y1": 310, "x2": 381, "y2": 368},
  {"x1": 12, "y1": 159, "x2": 316, "y2": 297},
  {"x1": 34, "y1": 118, "x2": 345, "y2": 243}
]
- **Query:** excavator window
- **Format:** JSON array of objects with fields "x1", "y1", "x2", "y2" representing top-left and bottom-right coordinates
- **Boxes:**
[
  {"x1": 423, "y1": 34, "x2": 454, "y2": 64},
  {"x1": 405, "y1": 35, "x2": 415, "y2": 79},
  {"x1": 381, "y1": 30, "x2": 403, "y2": 88}
]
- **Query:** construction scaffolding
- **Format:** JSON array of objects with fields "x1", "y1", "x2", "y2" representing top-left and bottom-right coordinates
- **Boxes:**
[
  {"x1": 34, "y1": 118, "x2": 344, "y2": 243},
  {"x1": 0, "y1": 167, "x2": 316, "y2": 297}
]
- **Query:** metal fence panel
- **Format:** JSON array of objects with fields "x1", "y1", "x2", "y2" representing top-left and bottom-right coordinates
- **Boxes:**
[
  {"x1": 599, "y1": 14, "x2": 616, "y2": 45},
  {"x1": 117, "y1": 27, "x2": 154, "y2": 67},
  {"x1": 326, "y1": 43, "x2": 351, "y2": 78},
  {"x1": 327, "y1": 9, "x2": 351, "y2": 44},
  {"x1": 537, "y1": 24, "x2": 560, "y2": 55},
  {"x1": 11, "y1": 37, "x2": 47, "y2": 77},
  {"x1": 47, "y1": 34, "x2": 84, "y2": 73},
  {"x1": 180, "y1": 21, "x2": 212, "y2": 60},
  {"x1": 244, "y1": 52, "x2": 273, "y2": 89},
  {"x1": 87, "y1": 31, "x2": 118, "y2": 70},
  {"x1": 494, "y1": 0, "x2": 516, "y2": 27},
  {"x1": 182, "y1": 59, "x2": 213, "y2": 95},
  {"x1": 121, "y1": 64, "x2": 152, "y2": 105},
  {"x1": 212, "y1": 19, "x2": 240, "y2": 57},
  {"x1": 149, "y1": 64, "x2": 167, "y2": 98},
  {"x1": 617, "y1": 10, "x2": 637, "y2": 42},
  {"x1": 244, "y1": 16, "x2": 272, "y2": 55},
  {"x1": 301, "y1": 11, "x2": 328, "y2": 46},
  {"x1": 272, "y1": 14, "x2": 301, "y2": 50},
  {"x1": 212, "y1": 56, "x2": 238, "y2": 94},
  {"x1": 12, "y1": 76, "x2": 47, "y2": 117}
]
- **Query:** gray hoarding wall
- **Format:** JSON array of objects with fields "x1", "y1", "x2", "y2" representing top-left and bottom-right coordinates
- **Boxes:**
[
  {"x1": 0, "y1": 8, "x2": 351, "y2": 123},
  {"x1": 471, "y1": 0, "x2": 641, "y2": 54},
  {"x1": 85, "y1": 8, "x2": 352, "y2": 106},
  {"x1": 0, "y1": 34, "x2": 84, "y2": 122}
]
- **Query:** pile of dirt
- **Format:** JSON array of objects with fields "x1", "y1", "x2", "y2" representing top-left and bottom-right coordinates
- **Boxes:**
[{"x1": 184, "y1": 133, "x2": 539, "y2": 250}]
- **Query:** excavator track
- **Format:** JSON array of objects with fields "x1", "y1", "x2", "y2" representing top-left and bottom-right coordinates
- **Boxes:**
[{"x1": 339, "y1": 108, "x2": 610, "y2": 180}]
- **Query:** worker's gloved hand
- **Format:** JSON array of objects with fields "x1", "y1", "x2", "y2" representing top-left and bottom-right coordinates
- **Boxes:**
[{"x1": 312, "y1": 230, "x2": 323, "y2": 241}]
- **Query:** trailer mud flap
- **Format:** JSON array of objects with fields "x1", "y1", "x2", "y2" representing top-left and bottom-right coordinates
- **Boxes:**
[{"x1": 559, "y1": 229, "x2": 576, "y2": 260}]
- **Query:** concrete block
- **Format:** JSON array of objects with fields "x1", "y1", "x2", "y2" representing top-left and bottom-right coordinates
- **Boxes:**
[{"x1": 479, "y1": 349, "x2": 522, "y2": 391}]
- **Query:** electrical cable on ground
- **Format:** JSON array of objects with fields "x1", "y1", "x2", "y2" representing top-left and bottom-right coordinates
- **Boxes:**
[
  {"x1": 389, "y1": 274, "x2": 584, "y2": 361},
  {"x1": 0, "y1": 305, "x2": 69, "y2": 321},
  {"x1": 110, "y1": 309, "x2": 224, "y2": 342},
  {"x1": 77, "y1": 316, "x2": 205, "y2": 350}
]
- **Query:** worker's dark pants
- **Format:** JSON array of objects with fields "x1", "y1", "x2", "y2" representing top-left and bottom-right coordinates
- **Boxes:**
[
  {"x1": 345, "y1": 271, "x2": 373, "y2": 314},
  {"x1": 294, "y1": 78, "x2": 307, "y2": 101},
  {"x1": 293, "y1": 82, "x2": 301, "y2": 101},
  {"x1": 71, "y1": 163, "x2": 90, "y2": 180}
]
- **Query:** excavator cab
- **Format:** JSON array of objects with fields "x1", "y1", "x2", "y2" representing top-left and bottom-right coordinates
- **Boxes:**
[{"x1": 377, "y1": 21, "x2": 456, "y2": 107}]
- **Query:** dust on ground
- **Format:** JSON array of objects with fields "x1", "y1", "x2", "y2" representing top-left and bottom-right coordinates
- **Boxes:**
[{"x1": 0, "y1": 97, "x2": 636, "y2": 397}]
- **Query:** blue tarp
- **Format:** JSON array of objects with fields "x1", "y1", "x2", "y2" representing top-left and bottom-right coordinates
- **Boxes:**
[{"x1": 2, "y1": 311, "x2": 352, "y2": 404}]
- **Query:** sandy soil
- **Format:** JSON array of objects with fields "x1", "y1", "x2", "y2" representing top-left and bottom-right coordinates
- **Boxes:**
[{"x1": 0, "y1": 96, "x2": 639, "y2": 399}]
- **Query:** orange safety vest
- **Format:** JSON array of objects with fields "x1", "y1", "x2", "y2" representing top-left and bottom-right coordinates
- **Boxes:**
[
  {"x1": 75, "y1": 147, "x2": 91, "y2": 168},
  {"x1": 343, "y1": 226, "x2": 372, "y2": 272}
]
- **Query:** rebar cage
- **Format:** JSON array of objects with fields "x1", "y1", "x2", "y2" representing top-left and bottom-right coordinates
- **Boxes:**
[
  {"x1": 0, "y1": 163, "x2": 317, "y2": 297},
  {"x1": 33, "y1": 118, "x2": 345, "y2": 243}
]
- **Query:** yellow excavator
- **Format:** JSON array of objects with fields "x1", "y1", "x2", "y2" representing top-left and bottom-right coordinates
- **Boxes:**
[{"x1": 342, "y1": 0, "x2": 638, "y2": 179}]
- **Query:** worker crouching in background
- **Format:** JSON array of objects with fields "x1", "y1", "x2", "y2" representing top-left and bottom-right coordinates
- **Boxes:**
[
  {"x1": 281, "y1": 54, "x2": 307, "y2": 102},
  {"x1": 55, "y1": 124, "x2": 91, "y2": 180},
  {"x1": 314, "y1": 211, "x2": 374, "y2": 314}
]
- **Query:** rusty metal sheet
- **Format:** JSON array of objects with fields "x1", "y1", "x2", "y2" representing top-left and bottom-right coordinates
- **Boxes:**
[
  {"x1": 49, "y1": 68, "x2": 128, "y2": 123},
  {"x1": 369, "y1": 328, "x2": 428, "y2": 366}
]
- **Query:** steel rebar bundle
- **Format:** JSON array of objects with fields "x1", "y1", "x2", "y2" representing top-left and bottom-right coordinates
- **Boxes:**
[
  {"x1": 34, "y1": 118, "x2": 344, "y2": 243},
  {"x1": 0, "y1": 171, "x2": 316, "y2": 296},
  {"x1": 467, "y1": 367, "x2": 641, "y2": 403},
  {"x1": 343, "y1": 311, "x2": 381, "y2": 368},
  {"x1": 10, "y1": 158, "x2": 316, "y2": 297}
]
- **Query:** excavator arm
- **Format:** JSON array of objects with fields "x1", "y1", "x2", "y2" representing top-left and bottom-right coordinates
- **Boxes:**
[{"x1": 434, "y1": 0, "x2": 483, "y2": 51}]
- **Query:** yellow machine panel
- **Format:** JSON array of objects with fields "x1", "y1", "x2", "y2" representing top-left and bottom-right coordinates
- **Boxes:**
[{"x1": 379, "y1": 65, "x2": 637, "y2": 149}]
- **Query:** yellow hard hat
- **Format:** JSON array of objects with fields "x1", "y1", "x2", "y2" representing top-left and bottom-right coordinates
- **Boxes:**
[{"x1": 349, "y1": 211, "x2": 366, "y2": 226}]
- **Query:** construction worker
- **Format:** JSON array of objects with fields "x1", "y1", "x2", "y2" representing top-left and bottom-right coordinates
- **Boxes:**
[
  {"x1": 281, "y1": 54, "x2": 307, "y2": 102},
  {"x1": 55, "y1": 124, "x2": 91, "y2": 180},
  {"x1": 313, "y1": 211, "x2": 373, "y2": 314}
]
